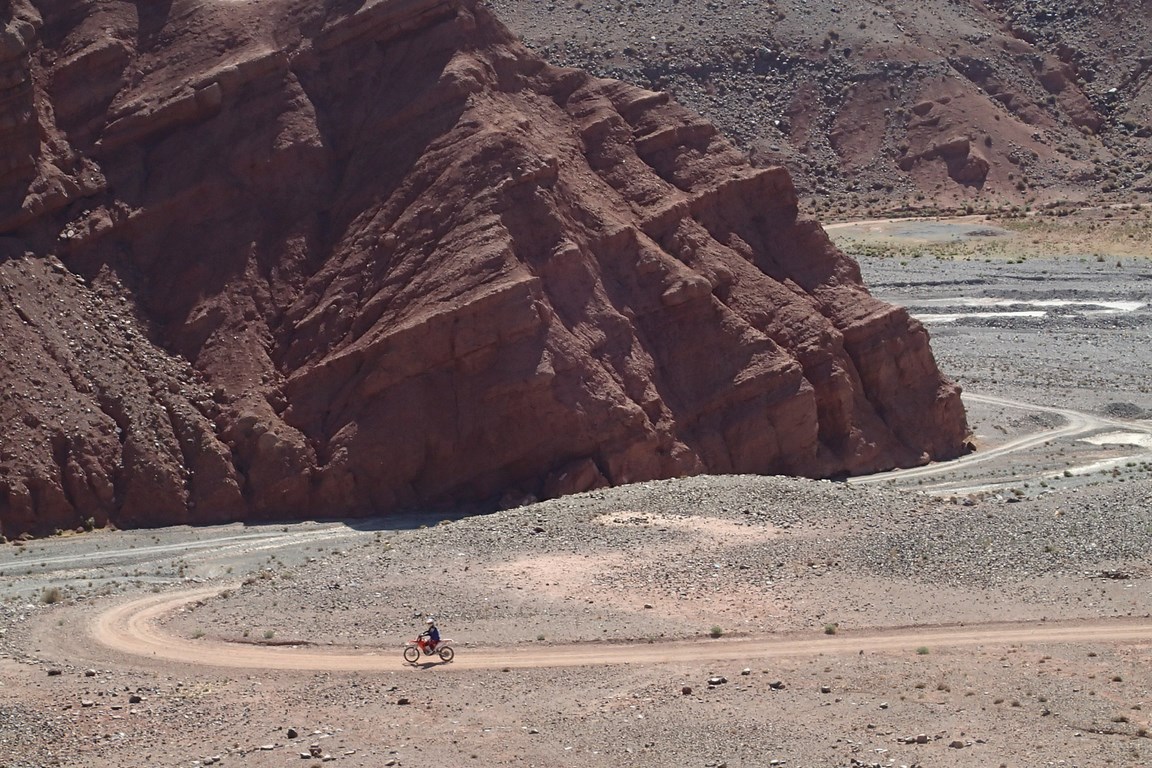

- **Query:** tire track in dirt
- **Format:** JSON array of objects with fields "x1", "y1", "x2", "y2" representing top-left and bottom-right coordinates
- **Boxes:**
[{"x1": 91, "y1": 585, "x2": 1152, "y2": 672}]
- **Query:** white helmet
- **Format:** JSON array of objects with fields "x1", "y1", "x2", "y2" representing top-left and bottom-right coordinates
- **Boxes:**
[{"x1": 426, "y1": 618, "x2": 435, "y2": 625}]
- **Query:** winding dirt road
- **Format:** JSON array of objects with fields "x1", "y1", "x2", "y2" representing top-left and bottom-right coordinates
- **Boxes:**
[
  {"x1": 849, "y1": 392, "x2": 1152, "y2": 493},
  {"x1": 78, "y1": 390, "x2": 1152, "y2": 675},
  {"x1": 91, "y1": 584, "x2": 1152, "y2": 673}
]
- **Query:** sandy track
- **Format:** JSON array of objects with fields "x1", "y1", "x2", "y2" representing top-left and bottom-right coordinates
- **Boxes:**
[{"x1": 91, "y1": 585, "x2": 1152, "y2": 672}]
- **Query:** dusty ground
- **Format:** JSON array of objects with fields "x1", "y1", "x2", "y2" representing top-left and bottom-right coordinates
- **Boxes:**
[{"x1": 3, "y1": 214, "x2": 1152, "y2": 767}]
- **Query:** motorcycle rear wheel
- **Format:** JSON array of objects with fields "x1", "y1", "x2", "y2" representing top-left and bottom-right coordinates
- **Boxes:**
[
  {"x1": 403, "y1": 646, "x2": 420, "y2": 664},
  {"x1": 438, "y1": 646, "x2": 455, "y2": 662}
]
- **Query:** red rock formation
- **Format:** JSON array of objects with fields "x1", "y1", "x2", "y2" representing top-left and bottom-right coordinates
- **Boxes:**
[
  {"x1": 0, "y1": 0, "x2": 968, "y2": 538},
  {"x1": 0, "y1": 0, "x2": 38, "y2": 224},
  {"x1": 898, "y1": 134, "x2": 991, "y2": 187}
]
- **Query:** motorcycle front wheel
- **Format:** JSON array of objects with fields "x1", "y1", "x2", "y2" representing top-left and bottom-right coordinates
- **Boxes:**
[
  {"x1": 438, "y1": 646, "x2": 455, "y2": 662},
  {"x1": 403, "y1": 646, "x2": 420, "y2": 664}
]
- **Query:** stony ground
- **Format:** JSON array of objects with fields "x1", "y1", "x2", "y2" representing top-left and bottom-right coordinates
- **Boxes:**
[
  {"x1": 3, "y1": 214, "x2": 1152, "y2": 767},
  {"x1": 487, "y1": 0, "x2": 1152, "y2": 216}
]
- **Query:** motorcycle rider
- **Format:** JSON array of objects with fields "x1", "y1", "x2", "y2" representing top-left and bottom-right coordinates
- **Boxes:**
[{"x1": 418, "y1": 617, "x2": 440, "y2": 654}]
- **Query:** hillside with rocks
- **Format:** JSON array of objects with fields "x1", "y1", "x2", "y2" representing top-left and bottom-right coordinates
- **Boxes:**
[
  {"x1": 0, "y1": 0, "x2": 967, "y2": 538},
  {"x1": 490, "y1": 0, "x2": 1152, "y2": 216}
]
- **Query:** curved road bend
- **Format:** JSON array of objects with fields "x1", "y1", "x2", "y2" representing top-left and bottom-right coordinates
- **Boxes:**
[
  {"x1": 850, "y1": 392, "x2": 1152, "y2": 488},
  {"x1": 80, "y1": 390, "x2": 1152, "y2": 672},
  {"x1": 91, "y1": 585, "x2": 1152, "y2": 673}
]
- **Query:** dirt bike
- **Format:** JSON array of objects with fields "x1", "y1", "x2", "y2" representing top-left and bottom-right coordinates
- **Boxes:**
[{"x1": 403, "y1": 636, "x2": 455, "y2": 664}]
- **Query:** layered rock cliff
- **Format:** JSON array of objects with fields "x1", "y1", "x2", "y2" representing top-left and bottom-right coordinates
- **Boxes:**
[{"x1": 0, "y1": 0, "x2": 968, "y2": 538}]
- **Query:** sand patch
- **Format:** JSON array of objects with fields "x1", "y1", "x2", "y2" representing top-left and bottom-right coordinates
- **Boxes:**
[
  {"x1": 593, "y1": 511, "x2": 781, "y2": 542},
  {"x1": 488, "y1": 552, "x2": 628, "y2": 592}
]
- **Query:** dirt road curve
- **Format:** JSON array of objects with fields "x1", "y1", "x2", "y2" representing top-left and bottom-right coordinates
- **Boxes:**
[
  {"x1": 849, "y1": 392, "x2": 1152, "y2": 494},
  {"x1": 93, "y1": 585, "x2": 1152, "y2": 673}
]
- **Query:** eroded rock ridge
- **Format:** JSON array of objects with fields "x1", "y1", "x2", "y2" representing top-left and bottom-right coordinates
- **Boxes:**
[{"x1": 0, "y1": 0, "x2": 967, "y2": 537}]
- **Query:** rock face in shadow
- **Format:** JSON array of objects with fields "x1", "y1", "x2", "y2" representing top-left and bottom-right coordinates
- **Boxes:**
[{"x1": 0, "y1": 0, "x2": 968, "y2": 537}]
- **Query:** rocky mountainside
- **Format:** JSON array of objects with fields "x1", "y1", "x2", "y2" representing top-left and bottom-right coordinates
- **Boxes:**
[
  {"x1": 0, "y1": 0, "x2": 967, "y2": 538},
  {"x1": 490, "y1": 0, "x2": 1152, "y2": 215}
]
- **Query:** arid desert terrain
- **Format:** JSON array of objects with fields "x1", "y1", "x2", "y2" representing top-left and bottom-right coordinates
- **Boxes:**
[{"x1": 3, "y1": 211, "x2": 1151, "y2": 768}]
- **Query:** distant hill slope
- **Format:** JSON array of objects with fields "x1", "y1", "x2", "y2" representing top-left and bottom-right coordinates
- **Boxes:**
[
  {"x1": 0, "y1": 0, "x2": 966, "y2": 538},
  {"x1": 489, "y1": 0, "x2": 1152, "y2": 214}
]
